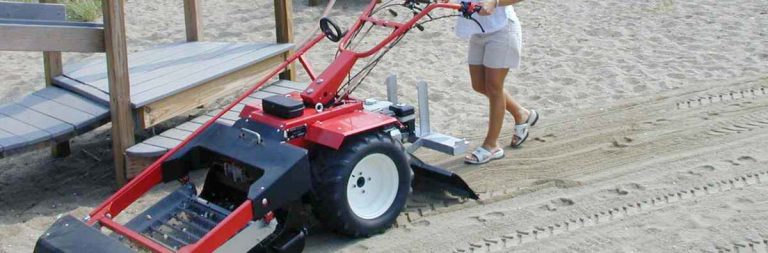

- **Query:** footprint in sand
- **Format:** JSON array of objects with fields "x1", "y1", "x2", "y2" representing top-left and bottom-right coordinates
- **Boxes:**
[
  {"x1": 534, "y1": 133, "x2": 556, "y2": 143},
  {"x1": 540, "y1": 198, "x2": 575, "y2": 212},
  {"x1": 682, "y1": 165, "x2": 718, "y2": 177},
  {"x1": 412, "y1": 220, "x2": 431, "y2": 227},
  {"x1": 598, "y1": 183, "x2": 645, "y2": 199},
  {"x1": 737, "y1": 156, "x2": 758, "y2": 164},
  {"x1": 611, "y1": 137, "x2": 634, "y2": 148},
  {"x1": 469, "y1": 211, "x2": 505, "y2": 223},
  {"x1": 725, "y1": 156, "x2": 758, "y2": 166}
]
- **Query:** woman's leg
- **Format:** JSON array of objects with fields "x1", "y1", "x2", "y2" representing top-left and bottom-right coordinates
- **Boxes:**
[
  {"x1": 469, "y1": 65, "x2": 486, "y2": 95},
  {"x1": 482, "y1": 67, "x2": 511, "y2": 149},
  {"x1": 470, "y1": 66, "x2": 529, "y2": 122}
]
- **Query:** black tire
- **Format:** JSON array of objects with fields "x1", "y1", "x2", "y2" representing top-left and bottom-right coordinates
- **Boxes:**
[{"x1": 310, "y1": 132, "x2": 412, "y2": 237}]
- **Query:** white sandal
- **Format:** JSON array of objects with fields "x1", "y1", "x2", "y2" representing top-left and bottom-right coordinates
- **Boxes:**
[
  {"x1": 465, "y1": 147, "x2": 505, "y2": 165},
  {"x1": 511, "y1": 110, "x2": 539, "y2": 147}
]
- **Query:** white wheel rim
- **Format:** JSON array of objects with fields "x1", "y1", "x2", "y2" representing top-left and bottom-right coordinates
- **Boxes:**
[{"x1": 346, "y1": 153, "x2": 399, "y2": 220}]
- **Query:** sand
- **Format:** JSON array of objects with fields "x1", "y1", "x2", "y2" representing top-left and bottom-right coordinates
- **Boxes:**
[{"x1": 1, "y1": 0, "x2": 767, "y2": 252}]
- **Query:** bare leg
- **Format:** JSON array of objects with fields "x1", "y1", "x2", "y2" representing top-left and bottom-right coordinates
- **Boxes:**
[
  {"x1": 469, "y1": 65, "x2": 487, "y2": 95},
  {"x1": 482, "y1": 67, "x2": 510, "y2": 150},
  {"x1": 470, "y1": 66, "x2": 529, "y2": 123}
]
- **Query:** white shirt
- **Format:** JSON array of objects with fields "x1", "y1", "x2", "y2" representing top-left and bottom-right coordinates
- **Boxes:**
[{"x1": 455, "y1": 1, "x2": 519, "y2": 39}]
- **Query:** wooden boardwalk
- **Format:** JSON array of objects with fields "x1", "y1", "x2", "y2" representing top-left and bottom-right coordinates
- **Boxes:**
[{"x1": 54, "y1": 41, "x2": 293, "y2": 128}]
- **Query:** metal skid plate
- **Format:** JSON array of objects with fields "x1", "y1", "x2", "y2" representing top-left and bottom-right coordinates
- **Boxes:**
[{"x1": 411, "y1": 130, "x2": 470, "y2": 156}]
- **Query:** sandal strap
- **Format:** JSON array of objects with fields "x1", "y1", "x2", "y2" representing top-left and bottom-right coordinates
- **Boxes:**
[{"x1": 514, "y1": 123, "x2": 529, "y2": 138}]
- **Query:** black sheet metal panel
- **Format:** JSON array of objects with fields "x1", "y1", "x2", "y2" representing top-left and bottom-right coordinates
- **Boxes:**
[
  {"x1": 162, "y1": 120, "x2": 311, "y2": 217},
  {"x1": 409, "y1": 154, "x2": 479, "y2": 200},
  {"x1": 33, "y1": 215, "x2": 134, "y2": 253},
  {"x1": 0, "y1": 2, "x2": 65, "y2": 21}
]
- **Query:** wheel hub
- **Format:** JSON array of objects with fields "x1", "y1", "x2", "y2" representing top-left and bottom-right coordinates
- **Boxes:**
[{"x1": 346, "y1": 153, "x2": 399, "y2": 220}]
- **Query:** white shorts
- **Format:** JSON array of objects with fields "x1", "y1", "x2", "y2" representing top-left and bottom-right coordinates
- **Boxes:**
[{"x1": 468, "y1": 21, "x2": 522, "y2": 69}]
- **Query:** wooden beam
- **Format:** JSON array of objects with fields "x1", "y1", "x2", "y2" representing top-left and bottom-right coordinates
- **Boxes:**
[
  {"x1": 40, "y1": 0, "x2": 70, "y2": 158},
  {"x1": 183, "y1": 0, "x2": 202, "y2": 42},
  {"x1": 137, "y1": 54, "x2": 284, "y2": 129},
  {"x1": 0, "y1": 22, "x2": 105, "y2": 52},
  {"x1": 102, "y1": 0, "x2": 134, "y2": 186},
  {"x1": 274, "y1": 0, "x2": 296, "y2": 81}
]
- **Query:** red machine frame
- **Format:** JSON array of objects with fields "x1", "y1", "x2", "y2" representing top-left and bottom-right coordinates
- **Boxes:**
[{"x1": 82, "y1": 1, "x2": 479, "y2": 252}]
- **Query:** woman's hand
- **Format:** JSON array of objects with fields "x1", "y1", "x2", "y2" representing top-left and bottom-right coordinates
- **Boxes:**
[{"x1": 478, "y1": 0, "x2": 498, "y2": 16}]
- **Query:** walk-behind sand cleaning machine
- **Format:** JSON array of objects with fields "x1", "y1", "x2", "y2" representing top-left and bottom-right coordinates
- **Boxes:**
[{"x1": 35, "y1": 1, "x2": 485, "y2": 252}]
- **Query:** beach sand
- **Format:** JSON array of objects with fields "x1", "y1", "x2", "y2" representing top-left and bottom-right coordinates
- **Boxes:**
[{"x1": 1, "y1": 0, "x2": 767, "y2": 252}]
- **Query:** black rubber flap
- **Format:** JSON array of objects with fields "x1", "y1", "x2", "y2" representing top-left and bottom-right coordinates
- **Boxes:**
[
  {"x1": 34, "y1": 215, "x2": 134, "y2": 253},
  {"x1": 262, "y1": 94, "x2": 304, "y2": 119},
  {"x1": 410, "y1": 155, "x2": 479, "y2": 200}
]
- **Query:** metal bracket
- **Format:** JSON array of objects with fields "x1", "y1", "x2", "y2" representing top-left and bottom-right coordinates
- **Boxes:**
[
  {"x1": 239, "y1": 128, "x2": 263, "y2": 145},
  {"x1": 409, "y1": 81, "x2": 469, "y2": 156}
]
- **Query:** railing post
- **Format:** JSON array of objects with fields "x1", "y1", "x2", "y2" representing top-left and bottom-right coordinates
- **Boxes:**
[
  {"x1": 183, "y1": 0, "x2": 202, "y2": 42},
  {"x1": 103, "y1": 0, "x2": 134, "y2": 186},
  {"x1": 275, "y1": 0, "x2": 296, "y2": 81}
]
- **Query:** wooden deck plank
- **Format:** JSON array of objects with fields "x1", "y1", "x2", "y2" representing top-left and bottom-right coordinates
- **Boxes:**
[
  {"x1": 32, "y1": 87, "x2": 108, "y2": 116},
  {"x1": 89, "y1": 42, "x2": 243, "y2": 91},
  {"x1": 176, "y1": 122, "x2": 201, "y2": 132},
  {"x1": 250, "y1": 90, "x2": 280, "y2": 99},
  {"x1": 63, "y1": 42, "x2": 186, "y2": 75},
  {"x1": 230, "y1": 103, "x2": 246, "y2": 113},
  {"x1": 125, "y1": 143, "x2": 167, "y2": 157},
  {"x1": 65, "y1": 42, "x2": 224, "y2": 82},
  {"x1": 130, "y1": 43, "x2": 292, "y2": 107},
  {"x1": 0, "y1": 115, "x2": 50, "y2": 148},
  {"x1": 261, "y1": 85, "x2": 297, "y2": 95},
  {"x1": 0, "y1": 103, "x2": 73, "y2": 141},
  {"x1": 190, "y1": 115, "x2": 212, "y2": 124},
  {"x1": 135, "y1": 54, "x2": 284, "y2": 128},
  {"x1": 15, "y1": 94, "x2": 101, "y2": 131},
  {"x1": 125, "y1": 43, "x2": 272, "y2": 96},
  {"x1": 0, "y1": 127, "x2": 26, "y2": 153},
  {"x1": 143, "y1": 135, "x2": 181, "y2": 150},
  {"x1": 53, "y1": 75, "x2": 110, "y2": 106},
  {"x1": 159, "y1": 128, "x2": 192, "y2": 141},
  {"x1": 272, "y1": 80, "x2": 308, "y2": 91}
]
